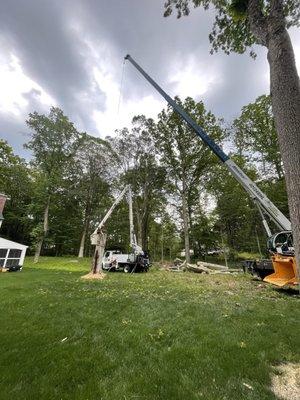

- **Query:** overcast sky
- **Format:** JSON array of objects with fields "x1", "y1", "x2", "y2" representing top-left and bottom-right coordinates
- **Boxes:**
[{"x1": 0, "y1": 0, "x2": 299, "y2": 158}]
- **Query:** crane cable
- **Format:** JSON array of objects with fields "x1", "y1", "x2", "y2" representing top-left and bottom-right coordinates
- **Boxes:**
[{"x1": 117, "y1": 59, "x2": 126, "y2": 118}]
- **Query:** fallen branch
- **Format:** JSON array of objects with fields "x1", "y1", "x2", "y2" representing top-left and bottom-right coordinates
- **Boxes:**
[{"x1": 186, "y1": 263, "x2": 211, "y2": 274}]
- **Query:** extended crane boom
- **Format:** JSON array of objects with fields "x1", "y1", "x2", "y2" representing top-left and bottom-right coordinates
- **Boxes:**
[{"x1": 124, "y1": 54, "x2": 291, "y2": 233}]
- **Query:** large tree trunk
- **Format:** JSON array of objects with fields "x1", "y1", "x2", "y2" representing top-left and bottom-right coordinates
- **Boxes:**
[
  {"x1": 141, "y1": 183, "x2": 151, "y2": 251},
  {"x1": 78, "y1": 218, "x2": 90, "y2": 258},
  {"x1": 182, "y1": 178, "x2": 191, "y2": 263},
  {"x1": 34, "y1": 240, "x2": 43, "y2": 264},
  {"x1": 78, "y1": 188, "x2": 92, "y2": 258},
  {"x1": 92, "y1": 231, "x2": 107, "y2": 274},
  {"x1": 136, "y1": 208, "x2": 143, "y2": 246},
  {"x1": 267, "y1": 21, "x2": 300, "y2": 278},
  {"x1": 188, "y1": 200, "x2": 198, "y2": 256},
  {"x1": 81, "y1": 230, "x2": 107, "y2": 279},
  {"x1": 34, "y1": 195, "x2": 50, "y2": 263},
  {"x1": 141, "y1": 209, "x2": 150, "y2": 251}
]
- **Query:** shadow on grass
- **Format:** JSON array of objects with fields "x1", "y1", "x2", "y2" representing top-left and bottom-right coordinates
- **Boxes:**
[{"x1": 274, "y1": 287, "x2": 299, "y2": 297}]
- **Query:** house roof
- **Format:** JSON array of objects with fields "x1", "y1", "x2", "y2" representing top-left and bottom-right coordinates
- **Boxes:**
[{"x1": 0, "y1": 237, "x2": 28, "y2": 249}]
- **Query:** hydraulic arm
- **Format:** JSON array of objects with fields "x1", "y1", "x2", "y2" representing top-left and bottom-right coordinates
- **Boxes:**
[
  {"x1": 90, "y1": 184, "x2": 142, "y2": 253},
  {"x1": 91, "y1": 185, "x2": 130, "y2": 243}
]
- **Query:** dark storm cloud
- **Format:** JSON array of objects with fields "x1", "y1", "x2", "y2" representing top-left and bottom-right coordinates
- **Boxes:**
[
  {"x1": 74, "y1": 0, "x2": 217, "y2": 104},
  {"x1": 78, "y1": 1, "x2": 298, "y2": 119},
  {"x1": 0, "y1": 0, "x2": 106, "y2": 139},
  {"x1": 0, "y1": 0, "x2": 214, "y2": 153},
  {"x1": 0, "y1": 0, "x2": 298, "y2": 156},
  {"x1": 0, "y1": 111, "x2": 31, "y2": 158},
  {"x1": 0, "y1": 1, "x2": 102, "y2": 103},
  {"x1": 77, "y1": 0, "x2": 268, "y2": 115},
  {"x1": 203, "y1": 48, "x2": 270, "y2": 120}
]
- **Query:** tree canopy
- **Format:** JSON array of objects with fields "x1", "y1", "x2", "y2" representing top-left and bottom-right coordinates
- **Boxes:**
[{"x1": 163, "y1": 0, "x2": 300, "y2": 56}]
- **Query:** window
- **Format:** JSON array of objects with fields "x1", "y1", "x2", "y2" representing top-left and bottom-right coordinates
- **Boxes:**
[
  {"x1": 9, "y1": 249, "x2": 22, "y2": 258},
  {"x1": 6, "y1": 259, "x2": 20, "y2": 267},
  {"x1": 0, "y1": 248, "x2": 22, "y2": 268},
  {"x1": 0, "y1": 249, "x2": 8, "y2": 258}
]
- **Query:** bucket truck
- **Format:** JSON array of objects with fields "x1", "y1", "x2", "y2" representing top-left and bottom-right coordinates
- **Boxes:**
[
  {"x1": 90, "y1": 185, "x2": 149, "y2": 274},
  {"x1": 124, "y1": 54, "x2": 298, "y2": 287}
]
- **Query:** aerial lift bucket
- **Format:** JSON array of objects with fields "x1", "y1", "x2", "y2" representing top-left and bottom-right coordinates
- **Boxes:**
[{"x1": 264, "y1": 255, "x2": 299, "y2": 287}]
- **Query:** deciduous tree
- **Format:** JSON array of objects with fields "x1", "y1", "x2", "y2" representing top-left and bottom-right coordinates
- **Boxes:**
[
  {"x1": 110, "y1": 116, "x2": 166, "y2": 251},
  {"x1": 233, "y1": 95, "x2": 283, "y2": 178},
  {"x1": 153, "y1": 97, "x2": 224, "y2": 262},
  {"x1": 75, "y1": 134, "x2": 112, "y2": 257},
  {"x1": 0, "y1": 140, "x2": 33, "y2": 244},
  {"x1": 26, "y1": 107, "x2": 81, "y2": 262}
]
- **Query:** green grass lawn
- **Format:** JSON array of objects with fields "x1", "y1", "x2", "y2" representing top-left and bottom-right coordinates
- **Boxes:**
[{"x1": 0, "y1": 257, "x2": 299, "y2": 400}]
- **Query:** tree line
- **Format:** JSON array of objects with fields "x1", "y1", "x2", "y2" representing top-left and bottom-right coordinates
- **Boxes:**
[{"x1": 0, "y1": 94, "x2": 288, "y2": 262}]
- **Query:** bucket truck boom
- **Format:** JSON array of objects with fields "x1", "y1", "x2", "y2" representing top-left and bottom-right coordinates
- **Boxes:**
[
  {"x1": 127, "y1": 185, "x2": 143, "y2": 254},
  {"x1": 90, "y1": 185, "x2": 147, "y2": 274},
  {"x1": 124, "y1": 54, "x2": 298, "y2": 287},
  {"x1": 90, "y1": 185, "x2": 130, "y2": 246}
]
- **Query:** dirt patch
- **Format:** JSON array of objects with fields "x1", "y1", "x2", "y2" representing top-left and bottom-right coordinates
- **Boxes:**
[
  {"x1": 81, "y1": 272, "x2": 106, "y2": 280},
  {"x1": 271, "y1": 363, "x2": 300, "y2": 400}
]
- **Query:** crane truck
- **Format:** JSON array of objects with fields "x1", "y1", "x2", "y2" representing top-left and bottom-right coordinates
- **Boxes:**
[
  {"x1": 124, "y1": 54, "x2": 298, "y2": 288},
  {"x1": 90, "y1": 185, "x2": 149, "y2": 273}
]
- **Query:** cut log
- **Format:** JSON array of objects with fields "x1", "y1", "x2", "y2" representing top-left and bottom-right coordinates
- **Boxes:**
[
  {"x1": 174, "y1": 258, "x2": 184, "y2": 265},
  {"x1": 169, "y1": 259, "x2": 186, "y2": 272},
  {"x1": 196, "y1": 261, "x2": 228, "y2": 271},
  {"x1": 186, "y1": 263, "x2": 211, "y2": 274},
  {"x1": 186, "y1": 261, "x2": 243, "y2": 275}
]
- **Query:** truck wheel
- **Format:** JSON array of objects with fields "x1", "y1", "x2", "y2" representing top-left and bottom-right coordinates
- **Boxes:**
[{"x1": 124, "y1": 265, "x2": 132, "y2": 273}]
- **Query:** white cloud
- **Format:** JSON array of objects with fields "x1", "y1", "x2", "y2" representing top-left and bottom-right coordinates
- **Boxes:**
[
  {"x1": 92, "y1": 62, "x2": 164, "y2": 136},
  {"x1": 91, "y1": 52, "x2": 221, "y2": 137},
  {"x1": 0, "y1": 52, "x2": 56, "y2": 116},
  {"x1": 93, "y1": 90, "x2": 163, "y2": 137},
  {"x1": 168, "y1": 55, "x2": 220, "y2": 99}
]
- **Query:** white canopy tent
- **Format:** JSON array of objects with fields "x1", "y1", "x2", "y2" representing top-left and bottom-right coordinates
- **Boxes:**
[{"x1": 0, "y1": 237, "x2": 28, "y2": 268}]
